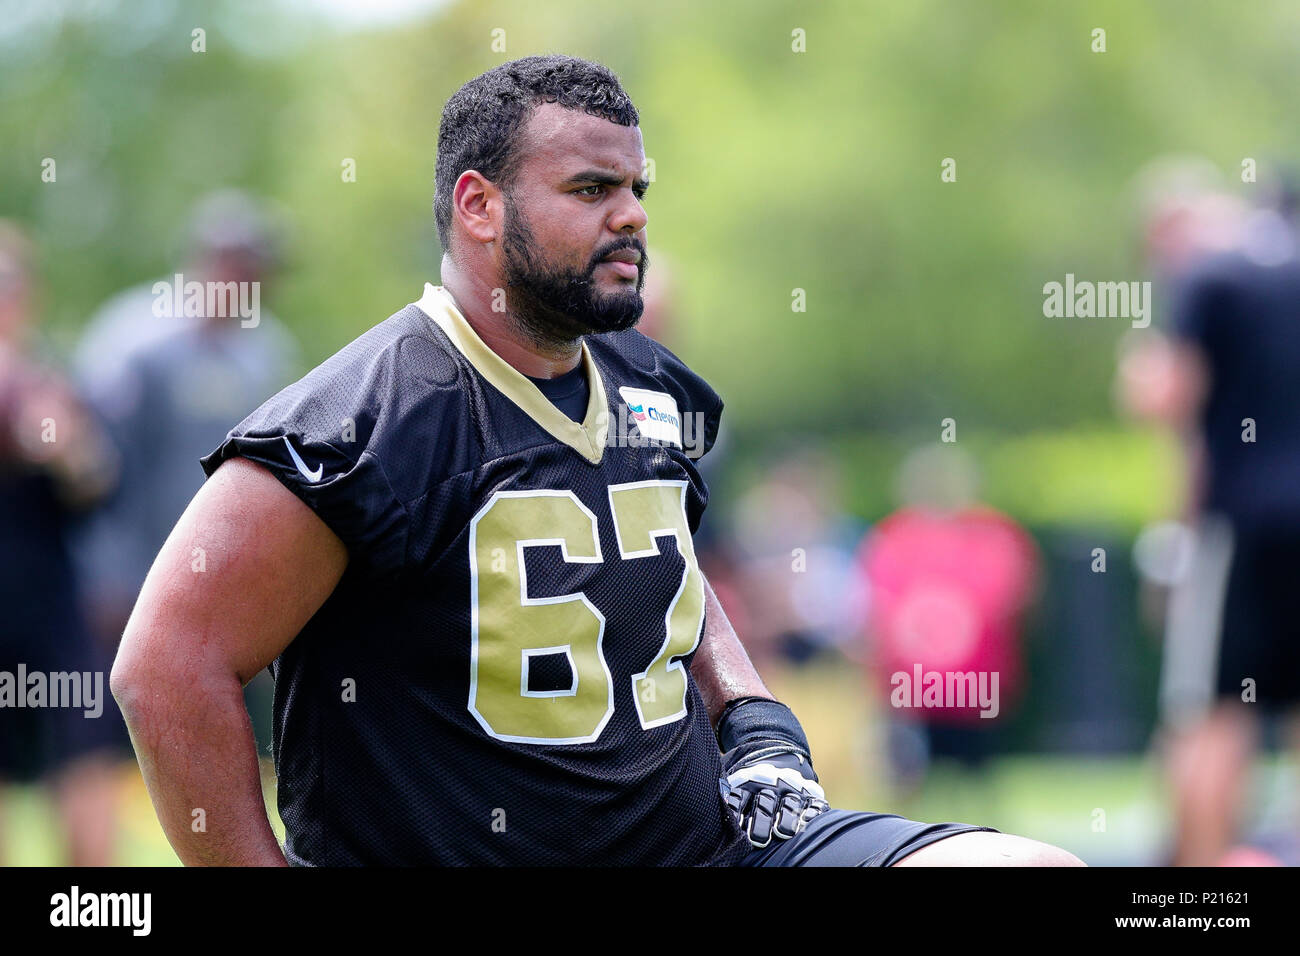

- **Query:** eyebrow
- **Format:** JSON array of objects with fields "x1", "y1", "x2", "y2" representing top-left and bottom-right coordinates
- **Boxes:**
[{"x1": 564, "y1": 169, "x2": 650, "y2": 193}]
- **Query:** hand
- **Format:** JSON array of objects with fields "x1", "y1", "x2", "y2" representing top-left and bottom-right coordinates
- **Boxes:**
[{"x1": 722, "y1": 751, "x2": 830, "y2": 849}]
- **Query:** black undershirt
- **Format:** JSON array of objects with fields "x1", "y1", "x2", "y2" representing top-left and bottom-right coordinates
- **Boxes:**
[{"x1": 525, "y1": 362, "x2": 589, "y2": 423}]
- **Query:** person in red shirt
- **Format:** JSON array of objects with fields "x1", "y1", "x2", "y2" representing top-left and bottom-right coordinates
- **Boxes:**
[{"x1": 858, "y1": 447, "x2": 1039, "y2": 785}]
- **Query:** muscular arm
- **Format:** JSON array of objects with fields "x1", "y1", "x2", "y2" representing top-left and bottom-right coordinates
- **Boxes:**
[
  {"x1": 691, "y1": 573, "x2": 773, "y2": 726},
  {"x1": 110, "y1": 458, "x2": 348, "y2": 866}
]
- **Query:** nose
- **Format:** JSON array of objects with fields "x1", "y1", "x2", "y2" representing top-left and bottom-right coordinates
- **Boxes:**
[{"x1": 609, "y1": 185, "x2": 648, "y2": 236}]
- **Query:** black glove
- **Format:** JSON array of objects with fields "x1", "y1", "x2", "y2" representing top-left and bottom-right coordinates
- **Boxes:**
[
  {"x1": 717, "y1": 697, "x2": 831, "y2": 848},
  {"x1": 722, "y1": 750, "x2": 830, "y2": 848}
]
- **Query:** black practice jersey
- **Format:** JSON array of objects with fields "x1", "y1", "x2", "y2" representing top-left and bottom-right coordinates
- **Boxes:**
[
  {"x1": 201, "y1": 284, "x2": 751, "y2": 865},
  {"x1": 1172, "y1": 246, "x2": 1300, "y2": 530}
]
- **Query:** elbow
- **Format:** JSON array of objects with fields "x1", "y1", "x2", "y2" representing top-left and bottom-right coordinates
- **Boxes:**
[
  {"x1": 111, "y1": 628, "x2": 237, "y2": 724},
  {"x1": 110, "y1": 629, "x2": 161, "y2": 720},
  {"x1": 109, "y1": 650, "x2": 146, "y2": 718}
]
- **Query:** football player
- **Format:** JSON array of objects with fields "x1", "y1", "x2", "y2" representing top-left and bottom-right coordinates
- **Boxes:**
[{"x1": 111, "y1": 55, "x2": 1083, "y2": 867}]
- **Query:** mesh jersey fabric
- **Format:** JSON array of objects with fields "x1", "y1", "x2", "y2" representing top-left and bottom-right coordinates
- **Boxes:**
[{"x1": 200, "y1": 288, "x2": 749, "y2": 866}]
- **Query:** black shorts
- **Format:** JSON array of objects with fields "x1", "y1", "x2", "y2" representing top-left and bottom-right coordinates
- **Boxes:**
[
  {"x1": 1160, "y1": 516, "x2": 1300, "y2": 723},
  {"x1": 738, "y1": 808, "x2": 997, "y2": 867},
  {"x1": 1215, "y1": 527, "x2": 1300, "y2": 709}
]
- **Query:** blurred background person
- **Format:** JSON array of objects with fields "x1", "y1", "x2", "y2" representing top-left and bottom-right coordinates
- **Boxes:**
[
  {"x1": 731, "y1": 445, "x2": 866, "y2": 671},
  {"x1": 1116, "y1": 156, "x2": 1249, "y2": 513},
  {"x1": 1130, "y1": 155, "x2": 1248, "y2": 295},
  {"x1": 71, "y1": 191, "x2": 300, "y2": 765},
  {"x1": 855, "y1": 445, "x2": 1039, "y2": 797},
  {"x1": 632, "y1": 246, "x2": 676, "y2": 346},
  {"x1": 1122, "y1": 166, "x2": 1300, "y2": 866},
  {"x1": 0, "y1": 221, "x2": 121, "y2": 865}
]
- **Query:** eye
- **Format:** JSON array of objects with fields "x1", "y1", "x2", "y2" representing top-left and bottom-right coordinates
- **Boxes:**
[{"x1": 575, "y1": 184, "x2": 604, "y2": 197}]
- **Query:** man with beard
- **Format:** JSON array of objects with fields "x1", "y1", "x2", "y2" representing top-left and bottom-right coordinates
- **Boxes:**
[{"x1": 111, "y1": 56, "x2": 1082, "y2": 866}]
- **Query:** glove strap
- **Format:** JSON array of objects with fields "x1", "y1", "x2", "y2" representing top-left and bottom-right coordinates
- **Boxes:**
[{"x1": 716, "y1": 696, "x2": 813, "y2": 770}]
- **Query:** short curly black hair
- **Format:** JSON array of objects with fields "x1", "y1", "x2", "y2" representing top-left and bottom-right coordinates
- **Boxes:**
[{"x1": 433, "y1": 55, "x2": 640, "y2": 253}]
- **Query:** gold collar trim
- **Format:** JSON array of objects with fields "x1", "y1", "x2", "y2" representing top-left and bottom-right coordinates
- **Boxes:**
[{"x1": 414, "y1": 283, "x2": 609, "y2": 464}]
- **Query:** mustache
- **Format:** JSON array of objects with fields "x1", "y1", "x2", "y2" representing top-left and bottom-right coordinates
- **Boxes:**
[{"x1": 589, "y1": 239, "x2": 648, "y2": 274}]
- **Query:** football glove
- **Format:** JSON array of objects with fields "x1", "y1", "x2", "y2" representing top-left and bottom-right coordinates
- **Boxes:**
[
  {"x1": 722, "y1": 749, "x2": 830, "y2": 848},
  {"x1": 716, "y1": 696, "x2": 831, "y2": 848}
]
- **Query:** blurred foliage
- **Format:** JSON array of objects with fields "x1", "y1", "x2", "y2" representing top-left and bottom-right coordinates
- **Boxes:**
[
  {"x1": 723, "y1": 424, "x2": 1182, "y2": 530},
  {"x1": 2, "y1": 0, "x2": 1296, "y2": 520}
]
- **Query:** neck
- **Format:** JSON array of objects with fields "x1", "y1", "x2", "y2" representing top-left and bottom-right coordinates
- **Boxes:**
[{"x1": 441, "y1": 257, "x2": 582, "y2": 379}]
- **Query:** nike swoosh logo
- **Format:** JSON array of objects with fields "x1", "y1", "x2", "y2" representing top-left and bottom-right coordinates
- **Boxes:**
[{"x1": 282, "y1": 436, "x2": 323, "y2": 483}]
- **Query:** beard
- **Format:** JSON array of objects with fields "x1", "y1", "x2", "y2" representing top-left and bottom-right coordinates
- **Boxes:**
[{"x1": 500, "y1": 193, "x2": 647, "y2": 347}]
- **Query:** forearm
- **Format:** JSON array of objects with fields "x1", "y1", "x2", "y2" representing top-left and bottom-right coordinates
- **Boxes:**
[
  {"x1": 115, "y1": 665, "x2": 286, "y2": 867},
  {"x1": 695, "y1": 574, "x2": 826, "y2": 840},
  {"x1": 108, "y1": 458, "x2": 349, "y2": 866},
  {"x1": 692, "y1": 573, "x2": 774, "y2": 726}
]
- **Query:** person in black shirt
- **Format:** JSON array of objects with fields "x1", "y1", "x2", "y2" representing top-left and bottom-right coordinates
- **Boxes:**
[
  {"x1": 0, "y1": 221, "x2": 121, "y2": 864},
  {"x1": 1154, "y1": 182, "x2": 1300, "y2": 866}
]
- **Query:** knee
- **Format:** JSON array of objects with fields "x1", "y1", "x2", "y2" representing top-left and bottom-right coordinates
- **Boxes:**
[
  {"x1": 1020, "y1": 841, "x2": 1087, "y2": 867},
  {"x1": 893, "y1": 831, "x2": 1087, "y2": 866}
]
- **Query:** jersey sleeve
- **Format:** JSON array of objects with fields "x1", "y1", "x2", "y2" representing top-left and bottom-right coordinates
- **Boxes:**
[
  {"x1": 627, "y1": 336, "x2": 726, "y2": 539},
  {"x1": 199, "y1": 349, "x2": 410, "y2": 580}
]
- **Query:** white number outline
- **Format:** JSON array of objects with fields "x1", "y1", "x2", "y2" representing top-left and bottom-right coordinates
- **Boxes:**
[
  {"x1": 608, "y1": 479, "x2": 704, "y2": 730},
  {"x1": 467, "y1": 489, "x2": 614, "y2": 745}
]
